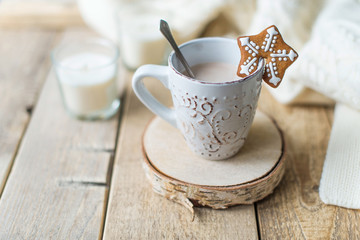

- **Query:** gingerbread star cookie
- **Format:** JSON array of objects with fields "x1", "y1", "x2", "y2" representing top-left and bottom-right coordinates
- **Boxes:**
[{"x1": 237, "y1": 25, "x2": 298, "y2": 88}]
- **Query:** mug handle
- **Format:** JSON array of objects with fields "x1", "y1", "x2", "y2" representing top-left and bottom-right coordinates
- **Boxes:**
[{"x1": 132, "y1": 64, "x2": 177, "y2": 128}]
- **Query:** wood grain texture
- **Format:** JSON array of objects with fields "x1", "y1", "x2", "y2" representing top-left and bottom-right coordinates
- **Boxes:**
[
  {"x1": 0, "y1": 0, "x2": 85, "y2": 28},
  {"x1": 0, "y1": 29, "x2": 57, "y2": 193},
  {"x1": 256, "y1": 88, "x2": 360, "y2": 239},
  {"x1": 0, "y1": 29, "x2": 119, "y2": 239},
  {"x1": 103, "y1": 77, "x2": 259, "y2": 239}
]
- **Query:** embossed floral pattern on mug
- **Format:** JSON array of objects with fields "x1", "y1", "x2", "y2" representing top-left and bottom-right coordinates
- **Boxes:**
[{"x1": 172, "y1": 78, "x2": 261, "y2": 159}]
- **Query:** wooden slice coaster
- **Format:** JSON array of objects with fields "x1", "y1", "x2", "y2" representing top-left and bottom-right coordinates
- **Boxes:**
[{"x1": 142, "y1": 111, "x2": 285, "y2": 214}]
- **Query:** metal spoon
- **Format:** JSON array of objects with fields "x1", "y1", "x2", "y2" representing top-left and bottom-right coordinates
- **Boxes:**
[{"x1": 160, "y1": 19, "x2": 195, "y2": 78}]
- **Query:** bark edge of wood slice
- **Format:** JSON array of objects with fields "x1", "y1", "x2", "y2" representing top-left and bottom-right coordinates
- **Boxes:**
[{"x1": 142, "y1": 111, "x2": 285, "y2": 216}]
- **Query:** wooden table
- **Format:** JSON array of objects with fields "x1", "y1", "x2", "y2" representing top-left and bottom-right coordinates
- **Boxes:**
[{"x1": 0, "y1": 22, "x2": 360, "y2": 239}]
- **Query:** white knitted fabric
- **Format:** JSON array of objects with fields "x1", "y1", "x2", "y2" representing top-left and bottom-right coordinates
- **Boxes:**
[
  {"x1": 287, "y1": 0, "x2": 360, "y2": 110},
  {"x1": 287, "y1": 1, "x2": 360, "y2": 208},
  {"x1": 319, "y1": 104, "x2": 360, "y2": 209}
]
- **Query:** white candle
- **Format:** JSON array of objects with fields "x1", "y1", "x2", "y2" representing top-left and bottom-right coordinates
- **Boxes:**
[
  {"x1": 117, "y1": 6, "x2": 167, "y2": 70},
  {"x1": 56, "y1": 53, "x2": 118, "y2": 116}
]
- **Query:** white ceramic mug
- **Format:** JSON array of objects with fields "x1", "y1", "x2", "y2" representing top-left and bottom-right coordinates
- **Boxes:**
[{"x1": 133, "y1": 37, "x2": 264, "y2": 160}]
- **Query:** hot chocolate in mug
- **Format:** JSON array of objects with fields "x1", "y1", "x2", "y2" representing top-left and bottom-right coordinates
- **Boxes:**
[{"x1": 133, "y1": 37, "x2": 264, "y2": 160}]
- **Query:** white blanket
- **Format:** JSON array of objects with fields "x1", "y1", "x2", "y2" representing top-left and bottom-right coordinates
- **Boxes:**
[{"x1": 287, "y1": 0, "x2": 360, "y2": 109}]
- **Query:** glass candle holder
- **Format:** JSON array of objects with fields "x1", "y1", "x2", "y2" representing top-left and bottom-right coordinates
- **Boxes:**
[{"x1": 52, "y1": 38, "x2": 120, "y2": 120}]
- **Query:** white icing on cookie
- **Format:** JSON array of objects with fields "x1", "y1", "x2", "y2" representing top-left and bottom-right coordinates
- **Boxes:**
[
  {"x1": 268, "y1": 63, "x2": 281, "y2": 86},
  {"x1": 240, "y1": 57, "x2": 257, "y2": 75},
  {"x1": 264, "y1": 27, "x2": 279, "y2": 52},
  {"x1": 270, "y1": 49, "x2": 297, "y2": 61},
  {"x1": 239, "y1": 37, "x2": 259, "y2": 54}
]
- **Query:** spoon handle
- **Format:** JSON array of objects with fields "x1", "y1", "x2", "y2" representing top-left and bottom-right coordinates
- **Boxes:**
[{"x1": 160, "y1": 20, "x2": 195, "y2": 79}]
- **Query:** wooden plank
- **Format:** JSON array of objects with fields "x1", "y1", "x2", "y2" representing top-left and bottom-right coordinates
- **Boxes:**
[
  {"x1": 0, "y1": 29, "x2": 119, "y2": 239},
  {"x1": 256, "y1": 88, "x2": 360, "y2": 239},
  {"x1": 103, "y1": 76, "x2": 259, "y2": 239},
  {"x1": 0, "y1": 29, "x2": 57, "y2": 193},
  {"x1": 0, "y1": 1, "x2": 85, "y2": 28}
]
